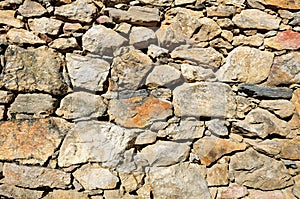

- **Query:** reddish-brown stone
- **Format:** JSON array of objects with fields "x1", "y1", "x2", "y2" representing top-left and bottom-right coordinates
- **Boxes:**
[{"x1": 265, "y1": 30, "x2": 300, "y2": 50}]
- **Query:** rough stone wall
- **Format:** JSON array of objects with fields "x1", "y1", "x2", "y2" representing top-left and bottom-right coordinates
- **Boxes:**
[{"x1": 0, "y1": 0, "x2": 300, "y2": 198}]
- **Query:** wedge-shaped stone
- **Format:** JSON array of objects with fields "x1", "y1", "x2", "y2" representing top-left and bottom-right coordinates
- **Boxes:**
[{"x1": 259, "y1": 100, "x2": 295, "y2": 118}]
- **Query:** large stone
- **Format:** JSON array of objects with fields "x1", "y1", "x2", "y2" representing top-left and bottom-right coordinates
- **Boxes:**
[
  {"x1": 129, "y1": 26, "x2": 157, "y2": 49},
  {"x1": 17, "y1": 0, "x2": 47, "y2": 17},
  {"x1": 259, "y1": 100, "x2": 295, "y2": 118},
  {"x1": 56, "y1": 92, "x2": 107, "y2": 120},
  {"x1": 192, "y1": 18, "x2": 222, "y2": 42},
  {"x1": 145, "y1": 65, "x2": 181, "y2": 87},
  {"x1": 265, "y1": 30, "x2": 300, "y2": 50},
  {"x1": 229, "y1": 149, "x2": 293, "y2": 190},
  {"x1": 238, "y1": 84, "x2": 293, "y2": 99},
  {"x1": 232, "y1": 9, "x2": 281, "y2": 30},
  {"x1": 7, "y1": 28, "x2": 45, "y2": 45},
  {"x1": 2, "y1": 163, "x2": 71, "y2": 189},
  {"x1": 28, "y1": 17, "x2": 63, "y2": 36},
  {"x1": 0, "y1": 184, "x2": 44, "y2": 199},
  {"x1": 0, "y1": 45, "x2": 69, "y2": 95},
  {"x1": 206, "y1": 119, "x2": 229, "y2": 136},
  {"x1": 193, "y1": 136, "x2": 247, "y2": 166},
  {"x1": 181, "y1": 64, "x2": 216, "y2": 82},
  {"x1": 207, "y1": 163, "x2": 229, "y2": 186},
  {"x1": 173, "y1": 82, "x2": 236, "y2": 118},
  {"x1": 108, "y1": 96, "x2": 172, "y2": 128},
  {"x1": 54, "y1": 0, "x2": 97, "y2": 23},
  {"x1": 280, "y1": 137, "x2": 300, "y2": 160},
  {"x1": 254, "y1": 0, "x2": 300, "y2": 10},
  {"x1": 216, "y1": 46, "x2": 274, "y2": 83},
  {"x1": 44, "y1": 190, "x2": 89, "y2": 199},
  {"x1": 0, "y1": 10, "x2": 24, "y2": 28},
  {"x1": 82, "y1": 25, "x2": 127, "y2": 56}
]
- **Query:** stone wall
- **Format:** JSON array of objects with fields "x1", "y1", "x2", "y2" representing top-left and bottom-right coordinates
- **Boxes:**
[{"x1": 0, "y1": 0, "x2": 300, "y2": 198}]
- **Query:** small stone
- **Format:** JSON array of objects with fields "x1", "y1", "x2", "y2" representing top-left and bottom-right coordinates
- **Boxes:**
[
  {"x1": 292, "y1": 88, "x2": 300, "y2": 116},
  {"x1": 192, "y1": 17, "x2": 222, "y2": 42},
  {"x1": 116, "y1": 22, "x2": 132, "y2": 35},
  {"x1": 0, "y1": 106, "x2": 4, "y2": 120},
  {"x1": 18, "y1": 0, "x2": 47, "y2": 17},
  {"x1": 28, "y1": 17, "x2": 63, "y2": 36},
  {"x1": 63, "y1": 23, "x2": 83, "y2": 35},
  {"x1": 280, "y1": 137, "x2": 300, "y2": 160},
  {"x1": 232, "y1": 34, "x2": 264, "y2": 47},
  {"x1": 44, "y1": 190, "x2": 89, "y2": 199},
  {"x1": 0, "y1": 90, "x2": 14, "y2": 103},
  {"x1": 209, "y1": 38, "x2": 233, "y2": 49},
  {"x1": 221, "y1": 30, "x2": 233, "y2": 42},
  {"x1": 265, "y1": 30, "x2": 300, "y2": 50},
  {"x1": 129, "y1": 26, "x2": 157, "y2": 49},
  {"x1": 49, "y1": 37, "x2": 79, "y2": 51},
  {"x1": 220, "y1": 184, "x2": 248, "y2": 199},
  {"x1": 206, "y1": 6, "x2": 236, "y2": 17},
  {"x1": 103, "y1": 190, "x2": 122, "y2": 199},
  {"x1": 147, "y1": 44, "x2": 168, "y2": 58},
  {"x1": 238, "y1": 84, "x2": 293, "y2": 99},
  {"x1": 217, "y1": 18, "x2": 234, "y2": 28},
  {"x1": 247, "y1": 189, "x2": 285, "y2": 199},
  {"x1": 7, "y1": 28, "x2": 45, "y2": 45},
  {"x1": 207, "y1": 163, "x2": 229, "y2": 186},
  {"x1": 138, "y1": 0, "x2": 173, "y2": 6},
  {"x1": 0, "y1": 184, "x2": 44, "y2": 199},
  {"x1": 181, "y1": 64, "x2": 216, "y2": 82},
  {"x1": 174, "y1": 0, "x2": 196, "y2": 5},
  {"x1": 0, "y1": 10, "x2": 24, "y2": 28},
  {"x1": 206, "y1": 119, "x2": 229, "y2": 136},
  {"x1": 135, "y1": 130, "x2": 157, "y2": 145},
  {"x1": 146, "y1": 65, "x2": 181, "y2": 87},
  {"x1": 259, "y1": 100, "x2": 295, "y2": 118},
  {"x1": 96, "y1": 15, "x2": 113, "y2": 24}
]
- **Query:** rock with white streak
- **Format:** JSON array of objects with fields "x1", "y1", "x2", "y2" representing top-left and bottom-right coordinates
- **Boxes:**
[{"x1": 129, "y1": 27, "x2": 157, "y2": 49}]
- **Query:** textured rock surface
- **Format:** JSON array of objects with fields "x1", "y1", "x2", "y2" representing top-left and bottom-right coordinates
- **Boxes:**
[
  {"x1": 28, "y1": 17, "x2": 63, "y2": 36},
  {"x1": 7, "y1": 28, "x2": 45, "y2": 45},
  {"x1": 238, "y1": 84, "x2": 293, "y2": 99},
  {"x1": 0, "y1": 184, "x2": 44, "y2": 199},
  {"x1": 44, "y1": 190, "x2": 89, "y2": 199},
  {"x1": 146, "y1": 64, "x2": 181, "y2": 87},
  {"x1": 17, "y1": 0, "x2": 47, "y2": 17},
  {"x1": 265, "y1": 30, "x2": 300, "y2": 50},
  {"x1": 0, "y1": 10, "x2": 24, "y2": 28}
]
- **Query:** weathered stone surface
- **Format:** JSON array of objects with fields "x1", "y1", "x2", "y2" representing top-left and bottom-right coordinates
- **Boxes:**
[
  {"x1": 28, "y1": 17, "x2": 63, "y2": 36},
  {"x1": 119, "y1": 172, "x2": 144, "y2": 193},
  {"x1": 0, "y1": 10, "x2": 24, "y2": 28},
  {"x1": 7, "y1": 28, "x2": 45, "y2": 45},
  {"x1": 63, "y1": 23, "x2": 83, "y2": 35},
  {"x1": 147, "y1": 44, "x2": 168, "y2": 58},
  {"x1": 129, "y1": 27, "x2": 157, "y2": 49},
  {"x1": 73, "y1": 164, "x2": 119, "y2": 190},
  {"x1": 206, "y1": 6, "x2": 236, "y2": 17},
  {"x1": 173, "y1": 82, "x2": 236, "y2": 118},
  {"x1": 135, "y1": 130, "x2": 157, "y2": 145},
  {"x1": 232, "y1": 34, "x2": 264, "y2": 47},
  {"x1": 171, "y1": 47, "x2": 224, "y2": 69},
  {"x1": 56, "y1": 92, "x2": 106, "y2": 120},
  {"x1": 230, "y1": 149, "x2": 293, "y2": 190},
  {"x1": 254, "y1": 0, "x2": 300, "y2": 10},
  {"x1": 192, "y1": 18, "x2": 222, "y2": 42},
  {"x1": 220, "y1": 184, "x2": 248, "y2": 199},
  {"x1": 238, "y1": 84, "x2": 293, "y2": 99},
  {"x1": 216, "y1": 46, "x2": 274, "y2": 83},
  {"x1": 181, "y1": 64, "x2": 216, "y2": 82},
  {"x1": 247, "y1": 189, "x2": 285, "y2": 199},
  {"x1": 0, "y1": 184, "x2": 44, "y2": 199},
  {"x1": 0, "y1": 118, "x2": 72, "y2": 165},
  {"x1": 82, "y1": 25, "x2": 127, "y2": 56},
  {"x1": 206, "y1": 119, "x2": 229, "y2": 136},
  {"x1": 2, "y1": 163, "x2": 71, "y2": 189},
  {"x1": 49, "y1": 38, "x2": 79, "y2": 51},
  {"x1": 147, "y1": 163, "x2": 211, "y2": 198},
  {"x1": 138, "y1": 0, "x2": 173, "y2": 6},
  {"x1": 292, "y1": 88, "x2": 300, "y2": 116},
  {"x1": 0, "y1": 105, "x2": 4, "y2": 120},
  {"x1": 280, "y1": 137, "x2": 300, "y2": 160},
  {"x1": 17, "y1": 0, "x2": 47, "y2": 17},
  {"x1": 8, "y1": 93, "x2": 57, "y2": 119},
  {"x1": 54, "y1": 0, "x2": 97, "y2": 23},
  {"x1": 146, "y1": 65, "x2": 181, "y2": 87},
  {"x1": 174, "y1": 0, "x2": 196, "y2": 5},
  {"x1": 0, "y1": 45, "x2": 69, "y2": 95},
  {"x1": 193, "y1": 136, "x2": 246, "y2": 166},
  {"x1": 207, "y1": 163, "x2": 228, "y2": 186},
  {"x1": 232, "y1": 9, "x2": 281, "y2": 30},
  {"x1": 139, "y1": 141, "x2": 190, "y2": 166},
  {"x1": 58, "y1": 121, "x2": 136, "y2": 167},
  {"x1": 265, "y1": 30, "x2": 300, "y2": 50},
  {"x1": 44, "y1": 190, "x2": 89, "y2": 199},
  {"x1": 66, "y1": 53, "x2": 110, "y2": 92},
  {"x1": 209, "y1": 38, "x2": 233, "y2": 49},
  {"x1": 0, "y1": 90, "x2": 14, "y2": 103},
  {"x1": 259, "y1": 100, "x2": 295, "y2": 118},
  {"x1": 108, "y1": 96, "x2": 172, "y2": 128}
]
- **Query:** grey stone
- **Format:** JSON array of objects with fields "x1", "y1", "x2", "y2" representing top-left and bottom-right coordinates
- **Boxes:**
[
  {"x1": 206, "y1": 119, "x2": 229, "y2": 136},
  {"x1": 28, "y1": 17, "x2": 63, "y2": 36},
  {"x1": 44, "y1": 190, "x2": 89, "y2": 199},
  {"x1": 0, "y1": 90, "x2": 14, "y2": 104},
  {"x1": 18, "y1": 0, "x2": 47, "y2": 17},
  {"x1": 146, "y1": 65, "x2": 181, "y2": 87},
  {"x1": 238, "y1": 84, "x2": 293, "y2": 99},
  {"x1": 0, "y1": 184, "x2": 44, "y2": 199},
  {"x1": 209, "y1": 38, "x2": 233, "y2": 49},
  {"x1": 0, "y1": 105, "x2": 4, "y2": 120},
  {"x1": 129, "y1": 27, "x2": 157, "y2": 49},
  {"x1": 259, "y1": 100, "x2": 295, "y2": 118},
  {"x1": 138, "y1": 0, "x2": 172, "y2": 6},
  {"x1": 174, "y1": 0, "x2": 196, "y2": 5},
  {"x1": 135, "y1": 130, "x2": 157, "y2": 145},
  {"x1": 181, "y1": 64, "x2": 216, "y2": 82},
  {"x1": 147, "y1": 44, "x2": 168, "y2": 58}
]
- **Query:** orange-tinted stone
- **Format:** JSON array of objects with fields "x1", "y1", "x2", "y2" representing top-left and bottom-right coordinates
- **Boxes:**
[
  {"x1": 265, "y1": 30, "x2": 300, "y2": 50},
  {"x1": 262, "y1": 0, "x2": 300, "y2": 10}
]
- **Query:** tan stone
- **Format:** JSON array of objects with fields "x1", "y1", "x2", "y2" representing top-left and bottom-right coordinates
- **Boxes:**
[
  {"x1": 192, "y1": 17, "x2": 222, "y2": 42},
  {"x1": 257, "y1": 0, "x2": 300, "y2": 10},
  {"x1": 206, "y1": 6, "x2": 236, "y2": 17},
  {"x1": 28, "y1": 17, "x2": 63, "y2": 36},
  {"x1": 265, "y1": 30, "x2": 300, "y2": 50},
  {"x1": 247, "y1": 189, "x2": 285, "y2": 199},
  {"x1": 49, "y1": 38, "x2": 79, "y2": 50},
  {"x1": 0, "y1": 184, "x2": 44, "y2": 199},
  {"x1": 7, "y1": 28, "x2": 45, "y2": 45},
  {"x1": 292, "y1": 89, "x2": 300, "y2": 116},
  {"x1": 0, "y1": 105, "x2": 4, "y2": 120},
  {"x1": 280, "y1": 137, "x2": 300, "y2": 160},
  {"x1": 0, "y1": 10, "x2": 24, "y2": 28},
  {"x1": 207, "y1": 163, "x2": 229, "y2": 186},
  {"x1": 259, "y1": 100, "x2": 295, "y2": 118},
  {"x1": 44, "y1": 190, "x2": 89, "y2": 199},
  {"x1": 232, "y1": 34, "x2": 264, "y2": 47},
  {"x1": 181, "y1": 64, "x2": 216, "y2": 82},
  {"x1": 18, "y1": 0, "x2": 47, "y2": 17},
  {"x1": 220, "y1": 184, "x2": 248, "y2": 199},
  {"x1": 0, "y1": 90, "x2": 14, "y2": 103},
  {"x1": 120, "y1": 172, "x2": 144, "y2": 192}
]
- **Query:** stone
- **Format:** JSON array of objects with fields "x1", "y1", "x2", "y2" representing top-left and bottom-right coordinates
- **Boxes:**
[
  {"x1": 181, "y1": 64, "x2": 216, "y2": 82},
  {"x1": 192, "y1": 18, "x2": 222, "y2": 42},
  {"x1": 206, "y1": 6, "x2": 236, "y2": 17},
  {"x1": 7, "y1": 28, "x2": 45, "y2": 45},
  {"x1": 0, "y1": 184, "x2": 44, "y2": 199},
  {"x1": 206, "y1": 119, "x2": 229, "y2": 136},
  {"x1": 267, "y1": 52, "x2": 300, "y2": 86},
  {"x1": 63, "y1": 23, "x2": 83, "y2": 35},
  {"x1": 221, "y1": 30, "x2": 234, "y2": 42},
  {"x1": 265, "y1": 30, "x2": 300, "y2": 50},
  {"x1": 8, "y1": 93, "x2": 57, "y2": 119},
  {"x1": 207, "y1": 163, "x2": 229, "y2": 186},
  {"x1": 171, "y1": 47, "x2": 224, "y2": 69},
  {"x1": 209, "y1": 38, "x2": 233, "y2": 49},
  {"x1": 147, "y1": 44, "x2": 168, "y2": 58},
  {"x1": 233, "y1": 9, "x2": 281, "y2": 30},
  {"x1": 217, "y1": 18, "x2": 234, "y2": 28},
  {"x1": 73, "y1": 164, "x2": 119, "y2": 190},
  {"x1": 254, "y1": 0, "x2": 300, "y2": 10},
  {"x1": 238, "y1": 84, "x2": 293, "y2": 99},
  {"x1": 174, "y1": 0, "x2": 196, "y2": 5},
  {"x1": 193, "y1": 136, "x2": 247, "y2": 166},
  {"x1": 259, "y1": 100, "x2": 295, "y2": 118},
  {"x1": 216, "y1": 46, "x2": 274, "y2": 84},
  {"x1": 82, "y1": 25, "x2": 127, "y2": 56},
  {"x1": 28, "y1": 17, "x2": 63, "y2": 36},
  {"x1": 66, "y1": 53, "x2": 110, "y2": 92},
  {"x1": 2, "y1": 163, "x2": 71, "y2": 189},
  {"x1": 218, "y1": 0, "x2": 246, "y2": 7},
  {"x1": 230, "y1": 149, "x2": 293, "y2": 190},
  {"x1": 129, "y1": 27, "x2": 157, "y2": 49},
  {"x1": 0, "y1": 118, "x2": 72, "y2": 165},
  {"x1": 49, "y1": 38, "x2": 79, "y2": 51},
  {"x1": 0, "y1": 106, "x2": 4, "y2": 120},
  {"x1": 247, "y1": 139, "x2": 282, "y2": 157},
  {"x1": 119, "y1": 172, "x2": 144, "y2": 193},
  {"x1": 135, "y1": 130, "x2": 157, "y2": 145},
  {"x1": 146, "y1": 65, "x2": 181, "y2": 87},
  {"x1": 139, "y1": 140, "x2": 190, "y2": 166},
  {"x1": 0, "y1": 90, "x2": 14, "y2": 103},
  {"x1": 280, "y1": 137, "x2": 300, "y2": 160},
  {"x1": 56, "y1": 92, "x2": 107, "y2": 120},
  {"x1": 173, "y1": 82, "x2": 236, "y2": 118},
  {"x1": 0, "y1": 45, "x2": 69, "y2": 95},
  {"x1": 247, "y1": 189, "x2": 285, "y2": 199},
  {"x1": 44, "y1": 190, "x2": 89, "y2": 199},
  {"x1": 292, "y1": 88, "x2": 300, "y2": 115},
  {"x1": 147, "y1": 163, "x2": 211, "y2": 199},
  {"x1": 17, "y1": 0, "x2": 47, "y2": 17},
  {"x1": 138, "y1": 0, "x2": 173, "y2": 6},
  {"x1": 232, "y1": 34, "x2": 264, "y2": 47},
  {"x1": 54, "y1": 0, "x2": 97, "y2": 23},
  {"x1": 58, "y1": 121, "x2": 136, "y2": 167},
  {"x1": 0, "y1": 10, "x2": 24, "y2": 28},
  {"x1": 108, "y1": 96, "x2": 172, "y2": 128},
  {"x1": 220, "y1": 184, "x2": 248, "y2": 199}
]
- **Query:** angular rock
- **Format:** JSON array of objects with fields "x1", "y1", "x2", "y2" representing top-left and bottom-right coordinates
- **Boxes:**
[
  {"x1": 44, "y1": 190, "x2": 89, "y2": 199},
  {"x1": 259, "y1": 100, "x2": 295, "y2": 118},
  {"x1": 206, "y1": 6, "x2": 236, "y2": 17},
  {"x1": 17, "y1": 0, "x2": 47, "y2": 17},
  {"x1": 138, "y1": 0, "x2": 173, "y2": 6},
  {"x1": 238, "y1": 84, "x2": 293, "y2": 99},
  {"x1": 292, "y1": 88, "x2": 300, "y2": 115},
  {"x1": 207, "y1": 163, "x2": 229, "y2": 186},
  {"x1": 0, "y1": 10, "x2": 24, "y2": 28},
  {"x1": 171, "y1": 47, "x2": 224, "y2": 69},
  {"x1": 209, "y1": 38, "x2": 233, "y2": 49},
  {"x1": 147, "y1": 44, "x2": 168, "y2": 58},
  {"x1": 206, "y1": 119, "x2": 229, "y2": 136},
  {"x1": 216, "y1": 46, "x2": 274, "y2": 83},
  {"x1": 56, "y1": 92, "x2": 106, "y2": 120},
  {"x1": 135, "y1": 130, "x2": 157, "y2": 145},
  {"x1": 108, "y1": 96, "x2": 172, "y2": 128},
  {"x1": 66, "y1": 53, "x2": 110, "y2": 92},
  {"x1": 146, "y1": 65, "x2": 181, "y2": 87},
  {"x1": 0, "y1": 90, "x2": 14, "y2": 103},
  {"x1": 8, "y1": 93, "x2": 57, "y2": 119},
  {"x1": 129, "y1": 26, "x2": 157, "y2": 49},
  {"x1": 119, "y1": 172, "x2": 144, "y2": 193},
  {"x1": 0, "y1": 45, "x2": 69, "y2": 95},
  {"x1": 193, "y1": 136, "x2": 247, "y2": 166},
  {"x1": 28, "y1": 17, "x2": 63, "y2": 36},
  {"x1": 232, "y1": 9, "x2": 281, "y2": 30},
  {"x1": 54, "y1": 0, "x2": 97, "y2": 23},
  {"x1": 220, "y1": 184, "x2": 248, "y2": 199},
  {"x1": 249, "y1": 139, "x2": 282, "y2": 157},
  {"x1": 265, "y1": 30, "x2": 300, "y2": 50},
  {"x1": 63, "y1": 23, "x2": 83, "y2": 35},
  {"x1": 7, "y1": 28, "x2": 45, "y2": 45},
  {"x1": 174, "y1": 0, "x2": 196, "y2": 5},
  {"x1": 73, "y1": 164, "x2": 119, "y2": 190},
  {"x1": 0, "y1": 184, "x2": 44, "y2": 199},
  {"x1": 0, "y1": 118, "x2": 72, "y2": 165},
  {"x1": 247, "y1": 189, "x2": 285, "y2": 199},
  {"x1": 0, "y1": 105, "x2": 4, "y2": 120},
  {"x1": 280, "y1": 137, "x2": 300, "y2": 160},
  {"x1": 254, "y1": 0, "x2": 300, "y2": 10},
  {"x1": 232, "y1": 34, "x2": 264, "y2": 47},
  {"x1": 139, "y1": 141, "x2": 190, "y2": 166},
  {"x1": 49, "y1": 37, "x2": 79, "y2": 51},
  {"x1": 2, "y1": 163, "x2": 71, "y2": 189},
  {"x1": 181, "y1": 64, "x2": 216, "y2": 82},
  {"x1": 82, "y1": 25, "x2": 127, "y2": 56},
  {"x1": 229, "y1": 149, "x2": 293, "y2": 190},
  {"x1": 192, "y1": 18, "x2": 222, "y2": 42},
  {"x1": 173, "y1": 82, "x2": 236, "y2": 118}
]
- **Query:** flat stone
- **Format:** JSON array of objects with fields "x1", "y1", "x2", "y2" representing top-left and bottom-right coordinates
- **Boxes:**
[
  {"x1": 181, "y1": 64, "x2": 216, "y2": 82},
  {"x1": 280, "y1": 137, "x2": 300, "y2": 160},
  {"x1": 108, "y1": 96, "x2": 172, "y2": 128},
  {"x1": 174, "y1": 0, "x2": 196, "y2": 5},
  {"x1": 82, "y1": 25, "x2": 127, "y2": 56},
  {"x1": 28, "y1": 17, "x2": 63, "y2": 36},
  {"x1": 229, "y1": 149, "x2": 293, "y2": 190},
  {"x1": 63, "y1": 23, "x2": 83, "y2": 35},
  {"x1": 238, "y1": 84, "x2": 293, "y2": 99},
  {"x1": 146, "y1": 65, "x2": 181, "y2": 87},
  {"x1": 49, "y1": 37, "x2": 79, "y2": 51},
  {"x1": 206, "y1": 6, "x2": 236, "y2": 17},
  {"x1": 206, "y1": 119, "x2": 229, "y2": 136},
  {"x1": 54, "y1": 0, "x2": 97, "y2": 23},
  {"x1": 0, "y1": 106, "x2": 4, "y2": 120},
  {"x1": 0, "y1": 45, "x2": 69, "y2": 95},
  {"x1": 129, "y1": 26, "x2": 157, "y2": 49},
  {"x1": 192, "y1": 18, "x2": 222, "y2": 42},
  {"x1": 56, "y1": 92, "x2": 107, "y2": 120},
  {"x1": 207, "y1": 163, "x2": 229, "y2": 186},
  {"x1": 220, "y1": 184, "x2": 248, "y2": 199},
  {"x1": 265, "y1": 30, "x2": 300, "y2": 50},
  {"x1": 0, "y1": 90, "x2": 14, "y2": 103},
  {"x1": 259, "y1": 100, "x2": 295, "y2": 118},
  {"x1": 139, "y1": 140, "x2": 190, "y2": 166},
  {"x1": 73, "y1": 164, "x2": 119, "y2": 190},
  {"x1": 247, "y1": 189, "x2": 285, "y2": 199},
  {"x1": 2, "y1": 163, "x2": 71, "y2": 189},
  {"x1": 8, "y1": 93, "x2": 57, "y2": 119},
  {"x1": 232, "y1": 34, "x2": 264, "y2": 47},
  {"x1": 0, "y1": 118, "x2": 72, "y2": 165},
  {"x1": 66, "y1": 53, "x2": 110, "y2": 92},
  {"x1": 171, "y1": 47, "x2": 224, "y2": 69},
  {"x1": 18, "y1": 0, "x2": 47, "y2": 17},
  {"x1": 138, "y1": 0, "x2": 173, "y2": 6},
  {"x1": 0, "y1": 184, "x2": 44, "y2": 199},
  {"x1": 119, "y1": 172, "x2": 144, "y2": 193},
  {"x1": 209, "y1": 38, "x2": 233, "y2": 49},
  {"x1": 292, "y1": 88, "x2": 300, "y2": 115},
  {"x1": 193, "y1": 136, "x2": 247, "y2": 166},
  {"x1": 44, "y1": 190, "x2": 89, "y2": 199},
  {"x1": 216, "y1": 46, "x2": 274, "y2": 83},
  {"x1": 254, "y1": 0, "x2": 300, "y2": 10},
  {"x1": 7, "y1": 28, "x2": 45, "y2": 45},
  {"x1": 135, "y1": 130, "x2": 157, "y2": 145},
  {"x1": 0, "y1": 10, "x2": 24, "y2": 28},
  {"x1": 233, "y1": 9, "x2": 280, "y2": 30},
  {"x1": 173, "y1": 82, "x2": 236, "y2": 118}
]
